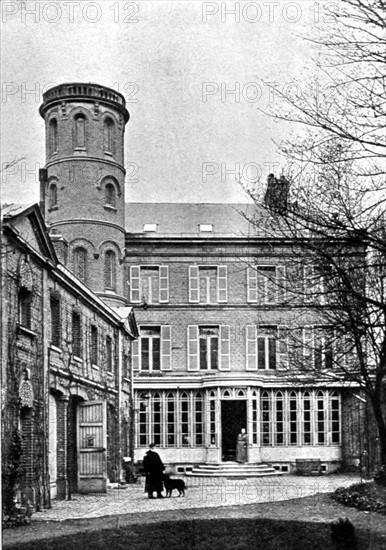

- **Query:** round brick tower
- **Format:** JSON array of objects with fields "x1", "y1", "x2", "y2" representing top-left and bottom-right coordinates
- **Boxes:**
[{"x1": 39, "y1": 83, "x2": 130, "y2": 307}]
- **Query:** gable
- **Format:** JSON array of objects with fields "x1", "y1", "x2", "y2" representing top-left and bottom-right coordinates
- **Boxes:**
[{"x1": 3, "y1": 204, "x2": 58, "y2": 263}]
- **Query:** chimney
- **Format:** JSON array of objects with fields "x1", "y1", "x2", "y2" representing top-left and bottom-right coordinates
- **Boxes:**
[{"x1": 264, "y1": 173, "x2": 289, "y2": 212}]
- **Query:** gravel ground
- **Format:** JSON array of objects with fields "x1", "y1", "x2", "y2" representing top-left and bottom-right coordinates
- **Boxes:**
[{"x1": 30, "y1": 473, "x2": 361, "y2": 521}]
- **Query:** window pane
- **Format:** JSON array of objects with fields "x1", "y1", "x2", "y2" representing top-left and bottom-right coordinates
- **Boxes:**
[
  {"x1": 141, "y1": 338, "x2": 149, "y2": 370},
  {"x1": 152, "y1": 337, "x2": 160, "y2": 370},
  {"x1": 210, "y1": 337, "x2": 218, "y2": 369}
]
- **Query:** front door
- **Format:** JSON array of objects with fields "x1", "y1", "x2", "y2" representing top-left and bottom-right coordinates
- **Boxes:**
[
  {"x1": 221, "y1": 400, "x2": 247, "y2": 461},
  {"x1": 77, "y1": 400, "x2": 107, "y2": 493}
]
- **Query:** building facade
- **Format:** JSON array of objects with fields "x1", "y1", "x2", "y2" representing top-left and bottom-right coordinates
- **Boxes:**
[
  {"x1": 34, "y1": 82, "x2": 368, "y2": 480},
  {"x1": 1, "y1": 204, "x2": 137, "y2": 511},
  {"x1": 124, "y1": 203, "x2": 367, "y2": 473}
]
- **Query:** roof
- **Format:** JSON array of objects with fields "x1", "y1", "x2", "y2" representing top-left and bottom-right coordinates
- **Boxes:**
[{"x1": 125, "y1": 203, "x2": 264, "y2": 237}]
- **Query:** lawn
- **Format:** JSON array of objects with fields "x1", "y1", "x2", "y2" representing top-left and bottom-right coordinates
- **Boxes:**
[{"x1": 4, "y1": 516, "x2": 386, "y2": 550}]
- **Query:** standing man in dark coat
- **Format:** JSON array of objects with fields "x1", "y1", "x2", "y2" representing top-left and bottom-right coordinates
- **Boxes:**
[{"x1": 143, "y1": 443, "x2": 165, "y2": 498}]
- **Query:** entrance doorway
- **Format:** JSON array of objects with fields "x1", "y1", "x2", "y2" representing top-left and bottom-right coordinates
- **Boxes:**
[{"x1": 221, "y1": 400, "x2": 247, "y2": 461}]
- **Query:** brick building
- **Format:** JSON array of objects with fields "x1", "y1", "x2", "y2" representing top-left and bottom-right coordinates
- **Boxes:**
[
  {"x1": 33, "y1": 82, "x2": 368, "y2": 482},
  {"x1": 125, "y1": 202, "x2": 367, "y2": 473},
  {"x1": 1, "y1": 203, "x2": 137, "y2": 509}
]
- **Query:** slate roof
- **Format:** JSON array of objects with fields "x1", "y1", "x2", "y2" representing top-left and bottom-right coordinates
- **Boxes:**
[{"x1": 125, "y1": 203, "x2": 264, "y2": 237}]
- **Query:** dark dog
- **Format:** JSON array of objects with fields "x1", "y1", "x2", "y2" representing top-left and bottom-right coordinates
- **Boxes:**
[{"x1": 163, "y1": 474, "x2": 186, "y2": 497}]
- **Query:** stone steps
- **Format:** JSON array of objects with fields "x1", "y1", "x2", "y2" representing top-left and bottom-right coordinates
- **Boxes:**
[{"x1": 186, "y1": 462, "x2": 283, "y2": 478}]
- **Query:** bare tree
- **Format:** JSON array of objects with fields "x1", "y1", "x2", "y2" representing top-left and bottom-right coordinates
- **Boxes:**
[{"x1": 243, "y1": 0, "x2": 386, "y2": 477}]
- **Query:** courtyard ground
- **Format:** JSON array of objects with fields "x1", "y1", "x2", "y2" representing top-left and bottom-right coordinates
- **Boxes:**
[{"x1": 3, "y1": 474, "x2": 386, "y2": 549}]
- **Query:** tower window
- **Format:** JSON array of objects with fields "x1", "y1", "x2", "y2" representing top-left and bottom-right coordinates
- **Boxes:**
[
  {"x1": 105, "y1": 183, "x2": 116, "y2": 207},
  {"x1": 73, "y1": 247, "x2": 87, "y2": 284},
  {"x1": 104, "y1": 250, "x2": 117, "y2": 291},
  {"x1": 104, "y1": 118, "x2": 115, "y2": 153},
  {"x1": 48, "y1": 183, "x2": 58, "y2": 209},
  {"x1": 74, "y1": 114, "x2": 86, "y2": 149},
  {"x1": 106, "y1": 335, "x2": 113, "y2": 372},
  {"x1": 49, "y1": 119, "x2": 58, "y2": 156}
]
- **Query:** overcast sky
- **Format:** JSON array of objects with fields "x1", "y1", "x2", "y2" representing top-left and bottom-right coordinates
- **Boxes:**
[{"x1": 1, "y1": 1, "x2": 329, "y2": 204}]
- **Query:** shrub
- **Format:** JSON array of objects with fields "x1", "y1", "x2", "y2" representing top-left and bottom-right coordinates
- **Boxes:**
[{"x1": 332, "y1": 482, "x2": 386, "y2": 514}]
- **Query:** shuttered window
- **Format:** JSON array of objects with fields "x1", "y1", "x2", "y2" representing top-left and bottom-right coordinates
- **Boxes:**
[
  {"x1": 189, "y1": 265, "x2": 227, "y2": 303},
  {"x1": 129, "y1": 266, "x2": 169, "y2": 304},
  {"x1": 133, "y1": 326, "x2": 172, "y2": 371},
  {"x1": 247, "y1": 266, "x2": 285, "y2": 303},
  {"x1": 188, "y1": 325, "x2": 230, "y2": 370},
  {"x1": 246, "y1": 325, "x2": 277, "y2": 370}
]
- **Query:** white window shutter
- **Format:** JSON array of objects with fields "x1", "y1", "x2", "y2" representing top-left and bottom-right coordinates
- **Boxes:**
[
  {"x1": 161, "y1": 325, "x2": 172, "y2": 370},
  {"x1": 189, "y1": 266, "x2": 199, "y2": 303},
  {"x1": 132, "y1": 338, "x2": 140, "y2": 370},
  {"x1": 159, "y1": 266, "x2": 169, "y2": 303},
  {"x1": 217, "y1": 266, "x2": 228, "y2": 303},
  {"x1": 276, "y1": 266, "x2": 286, "y2": 303},
  {"x1": 256, "y1": 272, "x2": 266, "y2": 304},
  {"x1": 246, "y1": 325, "x2": 257, "y2": 370},
  {"x1": 247, "y1": 267, "x2": 257, "y2": 302},
  {"x1": 130, "y1": 266, "x2": 141, "y2": 303},
  {"x1": 278, "y1": 325, "x2": 289, "y2": 369},
  {"x1": 187, "y1": 325, "x2": 199, "y2": 370},
  {"x1": 219, "y1": 325, "x2": 230, "y2": 370}
]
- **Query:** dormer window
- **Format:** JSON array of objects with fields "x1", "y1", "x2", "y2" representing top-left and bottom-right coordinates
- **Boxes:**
[
  {"x1": 74, "y1": 114, "x2": 86, "y2": 149},
  {"x1": 143, "y1": 224, "x2": 157, "y2": 232},
  {"x1": 199, "y1": 224, "x2": 213, "y2": 232}
]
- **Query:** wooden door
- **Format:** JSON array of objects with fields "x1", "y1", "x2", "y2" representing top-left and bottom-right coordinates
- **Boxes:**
[{"x1": 77, "y1": 400, "x2": 107, "y2": 493}]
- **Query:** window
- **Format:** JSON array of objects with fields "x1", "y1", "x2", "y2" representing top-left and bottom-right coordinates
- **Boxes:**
[
  {"x1": 194, "y1": 392, "x2": 204, "y2": 446},
  {"x1": 316, "y1": 391, "x2": 326, "y2": 444},
  {"x1": 166, "y1": 392, "x2": 176, "y2": 446},
  {"x1": 50, "y1": 295, "x2": 61, "y2": 347},
  {"x1": 247, "y1": 265, "x2": 285, "y2": 304},
  {"x1": 138, "y1": 392, "x2": 149, "y2": 447},
  {"x1": 49, "y1": 119, "x2": 58, "y2": 156},
  {"x1": 251, "y1": 391, "x2": 258, "y2": 444},
  {"x1": 129, "y1": 266, "x2": 169, "y2": 304},
  {"x1": 289, "y1": 391, "x2": 298, "y2": 444},
  {"x1": 304, "y1": 265, "x2": 323, "y2": 304},
  {"x1": 246, "y1": 326, "x2": 277, "y2": 370},
  {"x1": 106, "y1": 335, "x2": 113, "y2": 372},
  {"x1": 73, "y1": 247, "x2": 87, "y2": 283},
  {"x1": 259, "y1": 390, "x2": 339, "y2": 447},
  {"x1": 180, "y1": 392, "x2": 190, "y2": 446},
  {"x1": 303, "y1": 391, "x2": 312, "y2": 445},
  {"x1": 152, "y1": 392, "x2": 162, "y2": 446},
  {"x1": 199, "y1": 224, "x2": 213, "y2": 232},
  {"x1": 72, "y1": 311, "x2": 82, "y2": 358},
  {"x1": 132, "y1": 326, "x2": 171, "y2": 372},
  {"x1": 74, "y1": 114, "x2": 86, "y2": 149},
  {"x1": 143, "y1": 224, "x2": 157, "y2": 232},
  {"x1": 189, "y1": 265, "x2": 227, "y2": 303},
  {"x1": 275, "y1": 392, "x2": 284, "y2": 445},
  {"x1": 261, "y1": 391, "x2": 271, "y2": 446},
  {"x1": 209, "y1": 397, "x2": 216, "y2": 445},
  {"x1": 104, "y1": 250, "x2": 117, "y2": 291},
  {"x1": 315, "y1": 327, "x2": 334, "y2": 370},
  {"x1": 105, "y1": 183, "x2": 116, "y2": 207},
  {"x1": 49, "y1": 183, "x2": 57, "y2": 209},
  {"x1": 18, "y1": 287, "x2": 32, "y2": 329},
  {"x1": 104, "y1": 118, "x2": 114, "y2": 153},
  {"x1": 90, "y1": 325, "x2": 98, "y2": 365},
  {"x1": 199, "y1": 326, "x2": 219, "y2": 370},
  {"x1": 330, "y1": 391, "x2": 341, "y2": 444},
  {"x1": 188, "y1": 325, "x2": 229, "y2": 371}
]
